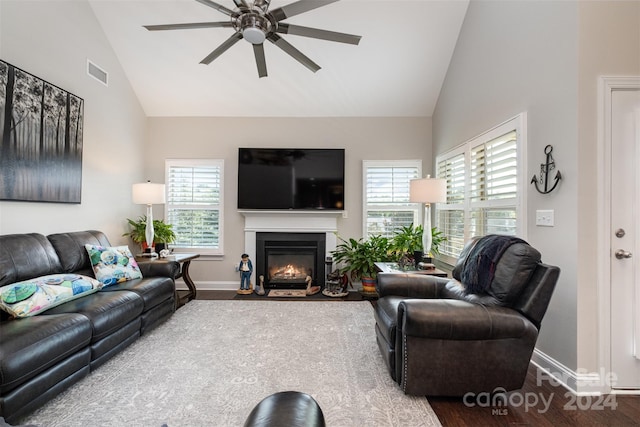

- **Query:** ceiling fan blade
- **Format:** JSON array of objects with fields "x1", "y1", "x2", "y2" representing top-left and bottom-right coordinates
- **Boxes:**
[
  {"x1": 267, "y1": 33, "x2": 320, "y2": 73},
  {"x1": 194, "y1": 0, "x2": 234, "y2": 16},
  {"x1": 276, "y1": 23, "x2": 361, "y2": 45},
  {"x1": 270, "y1": 0, "x2": 339, "y2": 22},
  {"x1": 144, "y1": 22, "x2": 232, "y2": 31},
  {"x1": 232, "y1": 0, "x2": 249, "y2": 8},
  {"x1": 200, "y1": 32, "x2": 243, "y2": 65},
  {"x1": 253, "y1": 44, "x2": 268, "y2": 78}
]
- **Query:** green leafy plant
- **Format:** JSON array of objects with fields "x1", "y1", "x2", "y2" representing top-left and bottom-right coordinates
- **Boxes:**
[
  {"x1": 123, "y1": 216, "x2": 176, "y2": 245},
  {"x1": 429, "y1": 227, "x2": 447, "y2": 256},
  {"x1": 331, "y1": 234, "x2": 393, "y2": 282},
  {"x1": 391, "y1": 223, "x2": 424, "y2": 256}
]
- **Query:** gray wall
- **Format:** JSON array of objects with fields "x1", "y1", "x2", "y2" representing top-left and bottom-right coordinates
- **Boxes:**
[
  {"x1": 0, "y1": 0, "x2": 148, "y2": 241},
  {"x1": 146, "y1": 117, "x2": 432, "y2": 286},
  {"x1": 433, "y1": 0, "x2": 640, "y2": 377},
  {"x1": 432, "y1": 0, "x2": 579, "y2": 369}
]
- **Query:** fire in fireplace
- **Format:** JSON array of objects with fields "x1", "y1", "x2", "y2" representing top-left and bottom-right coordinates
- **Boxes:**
[
  {"x1": 256, "y1": 232, "x2": 326, "y2": 289},
  {"x1": 268, "y1": 253, "x2": 314, "y2": 284}
]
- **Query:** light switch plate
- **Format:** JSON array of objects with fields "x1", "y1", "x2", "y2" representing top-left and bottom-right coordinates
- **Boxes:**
[{"x1": 536, "y1": 210, "x2": 554, "y2": 227}]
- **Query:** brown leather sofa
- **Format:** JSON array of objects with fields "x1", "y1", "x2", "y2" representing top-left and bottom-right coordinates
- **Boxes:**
[
  {"x1": 374, "y1": 235, "x2": 560, "y2": 396},
  {"x1": 0, "y1": 230, "x2": 179, "y2": 423}
]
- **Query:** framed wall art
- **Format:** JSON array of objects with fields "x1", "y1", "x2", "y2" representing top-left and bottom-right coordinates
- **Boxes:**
[{"x1": 0, "y1": 59, "x2": 84, "y2": 203}]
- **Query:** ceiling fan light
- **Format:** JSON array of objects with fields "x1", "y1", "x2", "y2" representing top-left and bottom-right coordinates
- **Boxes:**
[{"x1": 243, "y1": 27, "x2": 266, "y2": 44}]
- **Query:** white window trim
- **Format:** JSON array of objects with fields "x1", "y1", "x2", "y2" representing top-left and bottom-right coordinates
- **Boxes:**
[
  {"x1": 165, "y1": 158, "x2": 224, "y2": 256},
  {"x1": 436, "y1": 113, "x2": 527, "y2": 265},
  {"x1": 362, "y1": 159, "x2": 423, "y2": 238}
]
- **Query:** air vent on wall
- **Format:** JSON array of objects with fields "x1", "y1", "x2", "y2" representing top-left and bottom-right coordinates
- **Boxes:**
[{"x1": 87, "y1": 59, "x2": 108, "y2": 86}]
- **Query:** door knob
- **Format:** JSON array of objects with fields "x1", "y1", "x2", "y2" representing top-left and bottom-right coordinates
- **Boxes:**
[{"x1": 615, "y1": 249, "x2": 632, "y2": 259}]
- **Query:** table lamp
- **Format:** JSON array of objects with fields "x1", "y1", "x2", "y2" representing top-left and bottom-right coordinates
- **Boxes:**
[
  {"x1": 409, "y1": 175, "x2": 447, "y2": 258},
  {"x1": 132, "y1": 181, "x2": 166, "y2": 257}
]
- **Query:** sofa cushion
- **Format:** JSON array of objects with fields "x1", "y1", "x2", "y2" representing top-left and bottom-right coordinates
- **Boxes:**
[
  {"x1": 0, "y1": 234, "x2": 63, "y2": 287},
  {"x1": 488, "y1": 242, "x2": 541, "y2": 305},
  {"x1": 85, "y1": 245, "x2": 143, "y2": 287},
  {"x1": 0, "y1": 274, "x2": 102, "y2": 318},
  {"x1": 452, "y1": 235, "x2": 541, "y2": 306},
  {"x1": 0, "y1": 313, "x2": 92, "y2": 393},
  {"x1": 442, "y1": 279, "x2": 501, "y2": 306},
  {"x1": 100, "y1": 276, "x2": 175, "y2": 311},
  {"x1": 47, "y1": 230, "x2": 111, "y2": 273},
  {"x1": 374, "y1": 296, "x2": 405, "y2": 346},
  {"x1": 45, "y1": 290, "x2": 144, "y2": 342}
]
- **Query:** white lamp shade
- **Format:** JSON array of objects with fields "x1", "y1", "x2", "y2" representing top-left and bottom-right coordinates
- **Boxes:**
[
  {"x1": 132, "y1": 182, "x2": 166, "y2": 205},
  {"x1": 409, "y1": 178, "x2": 447, "y2": 203}
]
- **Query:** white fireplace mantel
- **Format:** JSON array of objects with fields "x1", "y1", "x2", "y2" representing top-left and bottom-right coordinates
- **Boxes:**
[{"x1": 241, "y1": 210, "x2": 340, "y2": 262}]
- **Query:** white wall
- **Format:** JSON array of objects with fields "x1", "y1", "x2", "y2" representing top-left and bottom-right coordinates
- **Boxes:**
[
  {"x1": 146, "y1": 117, "x2": 432, "y2": 286},
  {"x1": 576, "y1": 1, "x2": 640, "y2": 379},
  {"x1": 0, "y1": 0, "x2": 147, "y2": 242},
  {"x1": 432, "y1": 0, "x2": 579, "y2": 370}
]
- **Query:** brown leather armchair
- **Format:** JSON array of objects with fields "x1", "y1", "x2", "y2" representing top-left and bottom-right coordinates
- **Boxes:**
[{"x1": 374, "y1": 235, "x2": 560, "y2": 396}]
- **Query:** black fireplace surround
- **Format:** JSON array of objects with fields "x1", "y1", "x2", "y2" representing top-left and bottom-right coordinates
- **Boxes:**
[{"x1": 256, "y1": 232, "x2": 326, "y2": 289}]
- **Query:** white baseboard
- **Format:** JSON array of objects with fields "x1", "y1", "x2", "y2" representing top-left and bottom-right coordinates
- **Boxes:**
[
  {"x1": 176, "y1": 280, "x2": 360, "y2": 293},
  {"x1": 175, "y1": 280, "x2": 238, "y2": 291},
  {"x1": 531, "y1": 348, "x2": 610, "y2": 395}
]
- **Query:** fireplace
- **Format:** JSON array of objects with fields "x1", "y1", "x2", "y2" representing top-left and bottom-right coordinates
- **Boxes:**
[{"x1": 256, "y1": 232, "x2": 326, "y2": 289}]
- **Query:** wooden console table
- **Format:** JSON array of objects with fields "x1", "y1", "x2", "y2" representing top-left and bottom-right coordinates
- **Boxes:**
[{"x1": 136, "y1": 253, "x2": 200, "y2": 308}]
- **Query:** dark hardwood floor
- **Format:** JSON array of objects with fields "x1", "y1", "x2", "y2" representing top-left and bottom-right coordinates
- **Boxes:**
[
  {"x1": 195, "y1": 291, "x2": 640, "y2": 426},
  {"x1": 429, "y1": 365, "x2": 640, "y2": 426}
]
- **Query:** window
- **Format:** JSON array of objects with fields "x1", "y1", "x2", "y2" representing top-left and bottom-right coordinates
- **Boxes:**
[
  {"x1": 436, "y1": 114, "x2": 526, "y2": 264},
  {"x1": 165, "y1": 159, "x2": 224, "y2": 255},
  {"x1": 363, "y1": 160, "x2": 422, "y2": 238}
]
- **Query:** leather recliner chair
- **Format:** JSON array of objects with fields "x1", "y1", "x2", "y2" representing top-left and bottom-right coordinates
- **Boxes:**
[{"x1": 374, "y1": 235, "x2": 560, "y2": 396}]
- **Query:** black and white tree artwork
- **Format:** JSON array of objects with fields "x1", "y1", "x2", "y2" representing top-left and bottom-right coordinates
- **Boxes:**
[{"x1": 0, "y1": 59, "x2": 84, "y2": 203}]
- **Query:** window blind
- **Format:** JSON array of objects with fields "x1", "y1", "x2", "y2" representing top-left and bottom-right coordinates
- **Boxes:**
[
  {"x1": 435, "y1": 114, "x2": 525, "y2": 262},
  {"x1": 363, "y1": 161, "x2": 421, "y2": 238},
  {"x1": 165, "y1": 160, "x2": 224, "y2": 253}
]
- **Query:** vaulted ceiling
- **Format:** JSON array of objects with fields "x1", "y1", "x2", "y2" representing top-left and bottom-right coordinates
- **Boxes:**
[{"x1": 89, "y1": 0, "x2": 469, "y2": 117}]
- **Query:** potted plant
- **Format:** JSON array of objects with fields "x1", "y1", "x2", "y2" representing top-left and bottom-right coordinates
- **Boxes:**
[
  {"x1": 123, "y1": 216, "x2": 148, "y2": 249},
  {"x1": 331, "y1": 234, "x2": 393, "y2": 294},
  {"x1": 390, "y1": 223, "x2": 424, "y2": 267},
  {"x1": 123, "y1": 216, "x2": 176, "y2": 252},
  {"x1": 152, "y1": 219, "x2": 176, "y2": 252},
  {"x1": 429, "y1": 227, "x2": 447, "y2": 257}
]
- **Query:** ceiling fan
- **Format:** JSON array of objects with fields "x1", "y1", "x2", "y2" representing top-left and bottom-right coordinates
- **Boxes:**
[{"x1": 143, "y1": 0, "x2": 361, "y2": 78}]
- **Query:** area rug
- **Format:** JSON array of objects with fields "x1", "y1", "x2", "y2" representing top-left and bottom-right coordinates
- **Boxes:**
[
  {"x1": 21, "y1": 301, "x2": 441, "y2": 427},
  {"x1": 267, "y1": 289, "x2": 307, "y2": 298}
]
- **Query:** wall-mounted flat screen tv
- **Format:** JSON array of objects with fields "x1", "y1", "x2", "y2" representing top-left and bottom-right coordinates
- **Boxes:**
[{"x1": 238, "y1": 148, "x2": 345, "y2": 210}]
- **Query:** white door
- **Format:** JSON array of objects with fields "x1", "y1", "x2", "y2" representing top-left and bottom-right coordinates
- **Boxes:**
[{"x1": 610, "y1": 88, "x2": 640, "y2": 390}]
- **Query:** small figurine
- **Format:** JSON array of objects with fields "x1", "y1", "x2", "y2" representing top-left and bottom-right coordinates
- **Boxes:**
[
  {"x1": 237, "y1": 253, "x2": 253, "y2": 295},
  {"x1": 255, "y1": 274, "x2": 266, "y2": 296},
  {"x1": 305, "y1": 275, "x2": 321, "y2": 296}
]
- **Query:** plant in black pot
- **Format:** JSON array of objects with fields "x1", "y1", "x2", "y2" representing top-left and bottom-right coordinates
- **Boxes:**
[
  {"x1": 152, "y1": 219, "x2": 176, "y2": 253},
  {"x1": 390, "y1": 223, "x2": 424, "y2": 268}
]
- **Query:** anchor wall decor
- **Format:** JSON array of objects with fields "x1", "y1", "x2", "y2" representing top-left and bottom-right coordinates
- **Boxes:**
[{"x1": 531, "y1": 145, "x2": 562, "y2": 194}]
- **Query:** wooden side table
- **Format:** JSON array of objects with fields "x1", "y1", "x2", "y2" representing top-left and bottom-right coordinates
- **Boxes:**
[
  {"x1": 136, "y1": 253, "x2": 200, "y2": 308},
  {"x1": 374, "y1": 262, "x2": 448, "y2": 278}
]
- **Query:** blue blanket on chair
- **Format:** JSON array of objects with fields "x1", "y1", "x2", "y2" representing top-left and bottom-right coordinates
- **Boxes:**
[{"x1": 461, "y1": 235, "x2": 526, "y2": 293}]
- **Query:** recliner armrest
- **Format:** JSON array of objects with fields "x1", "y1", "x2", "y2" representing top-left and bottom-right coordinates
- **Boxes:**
[
  {"x1": 137, "y1": 261, "x2": 180, "y2": 279},
  {"x1": 376, "y1": 273, "x2": 449, "y2": 298},
  {"x1": 398, "y1": 299, "x2": 538, "y2": 341}
]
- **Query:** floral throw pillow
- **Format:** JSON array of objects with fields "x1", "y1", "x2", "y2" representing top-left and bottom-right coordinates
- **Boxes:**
[
  {"x1": 85, "y1": 244, "x2": 143, "y2": 287},
  {"x1": 0, "y1": 274, "x2": 102, "y2": 318}
]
